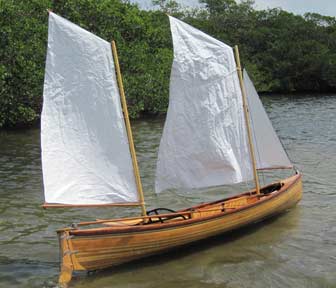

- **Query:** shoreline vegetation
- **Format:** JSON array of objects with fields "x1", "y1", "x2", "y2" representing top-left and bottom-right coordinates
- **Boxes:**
[{"x1": 1, "y1": 0, "x2": 336, "y2": 129}]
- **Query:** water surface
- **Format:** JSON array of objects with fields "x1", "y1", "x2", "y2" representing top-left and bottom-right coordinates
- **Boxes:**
[{"x1": 0, "y1": 94, "x2": 335, "y2": 287}]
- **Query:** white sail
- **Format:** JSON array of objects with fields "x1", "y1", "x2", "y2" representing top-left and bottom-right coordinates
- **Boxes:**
[
  {"x1": 41, "y1": 13, "x2": 138, "y2": 204},
  {"x1": 244, "y1": 70, "x2": 292, "y2": 169},
  {"x1": 155, "y1": 16, "x2": 253, "y2": 193}
]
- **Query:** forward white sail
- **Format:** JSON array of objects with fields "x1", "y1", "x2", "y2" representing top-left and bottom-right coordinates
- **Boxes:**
[
  {"x1": 41, "y1": 13, "x2": 138, "y2": 204},
  {"x1": 244, "y1": 70, "x2": 292, "y2": 169},
  {"x1": 155, "y1": 16, "x2": 253, "y2": 193}
]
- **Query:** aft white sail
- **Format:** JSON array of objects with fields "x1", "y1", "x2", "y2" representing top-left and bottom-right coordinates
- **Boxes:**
[
  {"x1": 244, "y1": 70, "x2": 292, "y2": 169},
  {"x1": 155, "y1": 16, "x2": 253, "y2": 193},
  {"x1": 41, "y1": 13, "x2": 138, "y2": 204}
]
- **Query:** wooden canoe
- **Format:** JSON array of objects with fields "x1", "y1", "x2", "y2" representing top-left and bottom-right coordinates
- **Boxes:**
[{"x1": 57, "y1": 173, "x2": 302, "y2": 285}]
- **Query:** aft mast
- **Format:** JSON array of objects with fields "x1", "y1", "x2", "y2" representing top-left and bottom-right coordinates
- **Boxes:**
[
  {"x1": 111, "y1": 41, "x2": 147, "y2": 216},
  {"x1": 234, "y1": 45, "x2": 260, "y2": 194}
]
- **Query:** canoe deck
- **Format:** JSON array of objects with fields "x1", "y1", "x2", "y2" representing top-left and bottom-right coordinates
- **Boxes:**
[{"x1": 57, "y1": 173, "x2": 302, "y2": 285}]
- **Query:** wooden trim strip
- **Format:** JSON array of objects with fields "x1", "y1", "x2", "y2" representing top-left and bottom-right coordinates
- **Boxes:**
[
  {"x1": 42, "y1": 202, "x2": 142, "y2": 209},
  {"x1": 257, "y1": 166, "x2": 293, "y2": 171},
  {"x1": 75, "y1": 211, "x2": 193, "y2": 227}
]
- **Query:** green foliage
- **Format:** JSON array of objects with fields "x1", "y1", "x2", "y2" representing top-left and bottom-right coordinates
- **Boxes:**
[
  {"x1": 0, "y1": 0, "x2": 50, "y2": 127},
  {"x1": 152, "y1": 0, "x2": 182, "y2": 15},
  {"x1": 1, "y1": 0, "x2": 336, "y2": 128},
  {"x1": 195, "y1": 1, "x2": 336, "y2": 93}
]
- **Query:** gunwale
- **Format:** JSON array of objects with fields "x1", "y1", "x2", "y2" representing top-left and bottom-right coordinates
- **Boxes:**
[{"x1": 68, "y1": 173, "x2": 301, "y2": 237}]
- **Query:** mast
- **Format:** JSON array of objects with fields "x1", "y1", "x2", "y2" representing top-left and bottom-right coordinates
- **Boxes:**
[
  {"x1": 234, "y1": 45, "x2": 260, "y2": 195},
  {"x1": 111, "y1": 40, "x2": 147, "y2": 215}
]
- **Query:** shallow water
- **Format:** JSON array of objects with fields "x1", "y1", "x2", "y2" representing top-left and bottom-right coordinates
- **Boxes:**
[{"x1": 0, "y1": 94, "x2": 335, "y2": 287}]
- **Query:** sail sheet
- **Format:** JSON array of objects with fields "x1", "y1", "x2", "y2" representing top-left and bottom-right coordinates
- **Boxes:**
[
  {"x1": 155, "y1": 16, "x2": 253, "y2": 193},
  {"x1": 244, "y1": 70, "x2": 292, "y2": 169},
  {"x1": 41, "y1": 12, "x2": 138, "y2": 204}
]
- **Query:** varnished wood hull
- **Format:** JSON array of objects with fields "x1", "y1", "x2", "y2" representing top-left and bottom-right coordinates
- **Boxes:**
[{"x1": 57, "y1": 174, "x2": 302, "y2": 285}]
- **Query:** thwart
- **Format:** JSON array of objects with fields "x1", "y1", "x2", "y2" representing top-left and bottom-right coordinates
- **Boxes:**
[{"x1": 41, "y1": 12, "x2": 302, "y2": 286}]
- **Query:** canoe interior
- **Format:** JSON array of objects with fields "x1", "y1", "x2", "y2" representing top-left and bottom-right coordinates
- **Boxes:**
[{"x1": 67, "y1": 177, "x2": 292, "y2": 235}]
